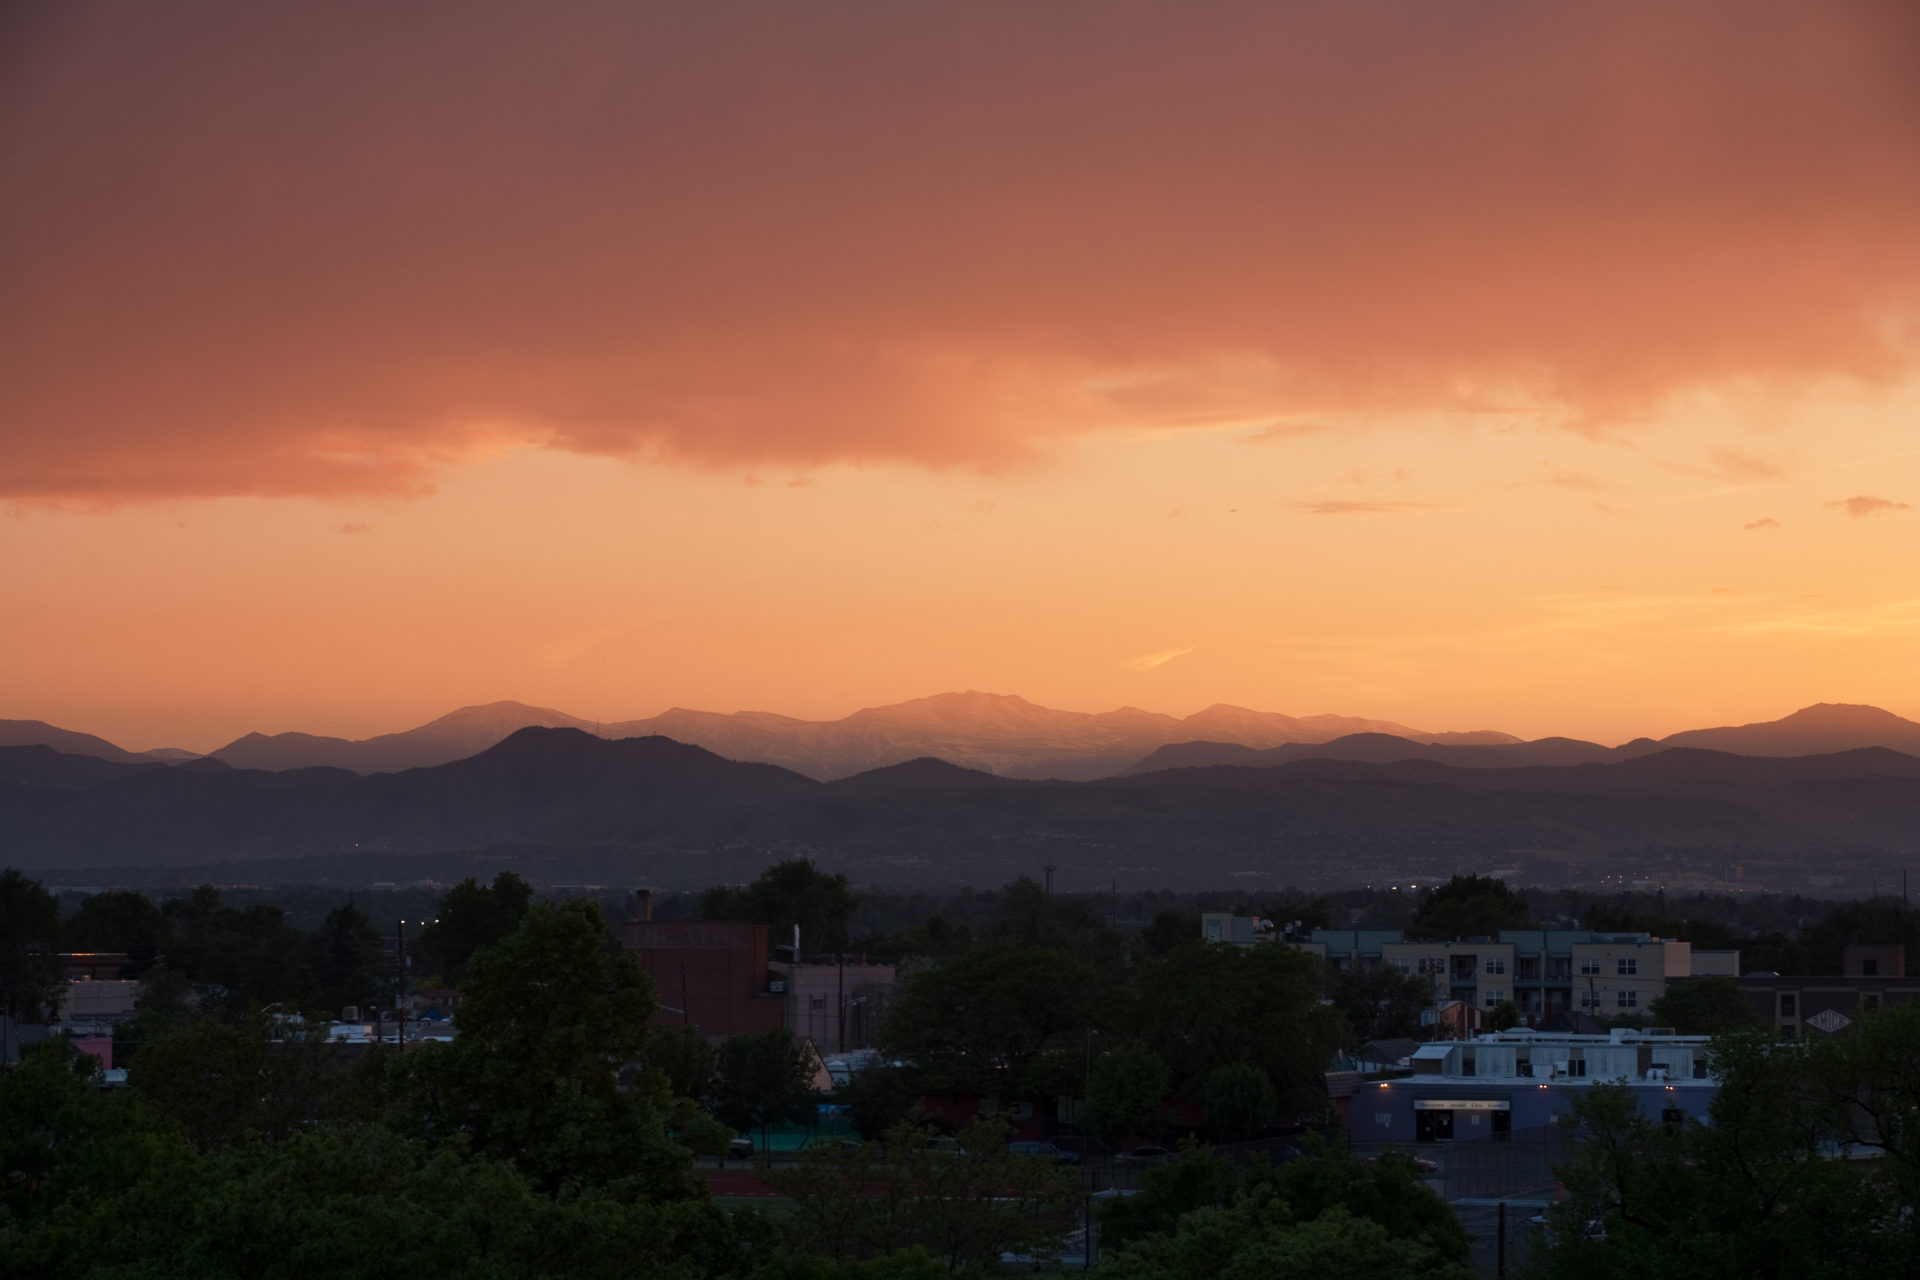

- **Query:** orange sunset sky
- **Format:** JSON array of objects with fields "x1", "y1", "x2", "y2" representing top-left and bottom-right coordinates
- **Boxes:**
[{"x1": 3, "y1": 2, "x2": 1918, "y2": 754}]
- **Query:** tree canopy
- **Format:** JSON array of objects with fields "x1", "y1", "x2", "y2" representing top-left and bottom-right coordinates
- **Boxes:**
[
  {"x1": 1646, "y1": 976, "x2": 1763, "y2": 1035},
  {"x1": 417, "y1": 870, "x2": 534, "y2": 983},
  {"x1": 1406, "y1": 873, "x2": 1528, "y2": 941},
  {"x1": 704, "y1": 859, "x2": 857, "y2": 954}
]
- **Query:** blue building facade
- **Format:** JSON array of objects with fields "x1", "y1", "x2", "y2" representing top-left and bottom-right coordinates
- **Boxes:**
[{"x1": 1345, "y1": 1029, "x2": 1718, "y2": 1145}]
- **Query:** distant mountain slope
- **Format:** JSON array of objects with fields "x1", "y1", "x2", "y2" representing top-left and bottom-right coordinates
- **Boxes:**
[
  {"x1": 0, "y1": 745, "x2": 162, "y2": 789},
  {"x1": 19, "y1": 697, "x2": 1920, "y2": 786},
  {"x1": 2, "y1": 729, "x2": 821, "y2": 865},
  {"x1": 7, "y1": 730, "x2": 1920, "y2": 870},
  {"x1": 193, "y1": 691, "x2": 1515, "y2": 780},
  {"x1": 1123, "y1": 732, "x2": 1617, "y2": 774},
  {"x1": 210, "y1": 701, "x2": 597, "y2": 772},
  {"x1": 0, "y1": 720, "x2": 189, "y2": 765},
  {"x1": 1121, "y1": 706, "x2": 1920, "y2": 776},
  {"x1": 1652, "y1": 703, "x2": 1920, "y2": 758}
]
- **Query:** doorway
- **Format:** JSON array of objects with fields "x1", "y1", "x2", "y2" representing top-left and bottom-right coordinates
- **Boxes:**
[{"x1": 1416, "y1": 1108, "x2": 1455, "y2": 1142}]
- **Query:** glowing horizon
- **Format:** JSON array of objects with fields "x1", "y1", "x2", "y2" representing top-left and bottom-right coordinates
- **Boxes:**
[{"x1": 4, "y1": 3, "x2": 1917, "y2": 753}]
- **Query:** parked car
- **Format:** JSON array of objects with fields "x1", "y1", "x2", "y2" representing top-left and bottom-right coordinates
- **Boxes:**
[
  {"x1": 1365, "y1": 1151, "x2": 1440, "y2": 1175},
  {"x1": 1008, "y1": 1140, "x2": 1083, "y2": 1166},
  {"x1": 1120, "y1": 1145, "x2": 1174, "y2": 1162},
  {"x1": 727, "y1": 1136, "x2": 755, "y2": 1160}
]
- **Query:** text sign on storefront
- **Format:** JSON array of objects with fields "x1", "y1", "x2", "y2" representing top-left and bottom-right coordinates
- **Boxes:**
[{"x1": 1412, "y1": 1099, "x2": 1510, "y2": 1111}]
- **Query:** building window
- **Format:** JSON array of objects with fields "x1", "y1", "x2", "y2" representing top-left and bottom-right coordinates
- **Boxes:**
[
  {"x1": 1485, "y1": 957, "x2": 1506, "y2": 975},
  {"x1": 1392, "y1": 957, "x2": 1412, "y2": 973},
  {"x1": 1861, "y1": 959, "x2": 1879, "y2": 976},
  {"x1": 1580, "y1": 989, "x2": 1599, "y2": 1008},
  {"x1": 1461, "y1": 1048, "x2": 1476, "y2": 1078},
  {"x1": 1581, "y1": 958, "x2": 1601, "y2": 975},
  {"x1": 1864, "y1": 993, "x2": 1882, "y2": 1010},
  {"x1": 1484, "y1": 990, "x2": 1505, "y2": 1005},
  {"x1": 1566, "y1": 1055, "x2": 1586, "y2": 1078},
  {"x1": 1617, "y1": 989, "x2": 1638, "y2": 1009},
  {"x1": 1617, "y1": 958, "x2": 1638, "y2": 976},
  {"x1": 1780, "y1": 994, "x2": 1796, "y2": 1018},
  {"x1": 1693, "y1": 1058, "x2": 1709, "y2": 1079}
]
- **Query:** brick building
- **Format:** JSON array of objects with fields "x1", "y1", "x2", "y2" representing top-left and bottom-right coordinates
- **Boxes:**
[
  {"x1": 620, "y1": 897, "x2": 895, "y2": 1051},
  {"x1": 1739, "y1": 944, "x2": 1919, "y2": 1038}
]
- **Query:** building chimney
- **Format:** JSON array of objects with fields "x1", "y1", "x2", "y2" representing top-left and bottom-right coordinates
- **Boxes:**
[{"x1": 633, "y1": 889, "x2": 653, "y2": 922}]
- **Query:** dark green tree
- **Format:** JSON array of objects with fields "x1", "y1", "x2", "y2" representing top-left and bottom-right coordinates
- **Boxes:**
[
  {"x1": 1198, "y1": 1062, "x2": 1278, "y2": 1141},
  {"x1": 1487, "y1": 999, "x2": 1521, "y2": 1032},
  {"x1": 0, "y1": 870, "x2": 62, "y2": 1027},
  {"x1": 126, "y1": 1016, "x2": 267, "y2": 1152},
  {"x1": 1133, "y1": 941, "x2": 1339, "y2": 1115},
  {"x1": 838, "y1": 1061, "x2": 917, "y2": 1140},
  {"x1": 1101, "y1": 1197, "x2": 1471, "y2": 1280},
  {"x1": 61, "y1": 889, "x2": 165, "y2": 975},
  {"x1": 645, "y1": 1023, "x2": 717, "y2": 1100},
  {"x1": 159, "y1": 886, "x2": 313, "y2": 1009},
  {"x1": 1139, "y1": 908, "x2": 1202, "y2": 959},
  {"x1": 989, "y1": 877, "x2": 1123, "y2": 964},
  {"x1": 770, "y1": 1117, "x2": 1077, "y2": 1271},
  {"x1": 1647, "y1": 976, "x2": 1763, "y2": 1035},
  {"x1": 704, "y1": 859, "x2": 858, "y2": 953},
  {"x1": 1101, "y1": 1140, "x2": 1468, "y2": 1270},
  {"x1": 307, "y1": 902, "x2": 385, "y2": 1014},
  {"x1": 0, "y1": 1036, "x2": 178, "y2": 1232},
  {"x1": 417, "y1": 870, "x2": 533, "y2": 983},
  {"x1": 880, "y1": 943, "x2": 1096, "y2": 1100},
  {"x1": 384, "y1": 899, "x2": 694, "y2": 1195},
  {"x1": 1, "y1": 1121, "x2": 768, "y2": 1280},
  {"x1": 1086, "y1": 1044, "x2": 1171, "y2": 1144},
  {"x1": 746, "y1": 1249, "x2": 949, "y2": 1280},
  {"x1": 713, "y1": 1027, "x2": 818, "y2": 1147},
  {"x1": 1406, "y1": 874, "x2": 1528, "y2": 940},
  {"x1": 1542, "y1": 1035, "x2": 1914, "y2": 1280},
  {"x1": 1327, "y1": 961, "x2": 1434, "y2": 1043}
]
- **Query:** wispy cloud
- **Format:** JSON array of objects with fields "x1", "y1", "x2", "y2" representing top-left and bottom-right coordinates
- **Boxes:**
[
  {"x1": 333, "y1": 521, "x2": 374, "y2": 535},
  {"x1": 1744, "y1": 516, "x2": 1779, "y2": 530},
  {"x1": 1708, "y1": 449, "x2": 1785, "y2": 481},
  {"x1": 1826, "y1": 495, "x2": 1910, "y2": 519},
  {"x1": 1128, "y1": 645, "x2": 1198, "y2": 672},
  {"x1": 1292, "y1": 500, "x2": 1437, "y2": 516},
  {"x1": 1541, "y1": 469, "x2": 1604, "y2": 492},
  {"x1": 1243, "y1": 422, "x2": 1334, "y2": 445}
]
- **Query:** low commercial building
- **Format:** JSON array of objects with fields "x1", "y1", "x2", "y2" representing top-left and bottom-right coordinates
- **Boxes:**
[{"x1": 1346, "y1": 1028, "x2": 1716, "y2": 1144}]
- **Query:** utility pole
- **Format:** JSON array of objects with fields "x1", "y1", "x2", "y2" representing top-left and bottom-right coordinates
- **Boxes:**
[
  {"x1": 395, "y1": 919, "x2": 406, "y2": 1050},
  {"x1": 1044, "y1": 863, "x2": 1055, "y2": 896},
  {"x1": 837, "y1": 951, "x2": 846, "y2": 1054}
]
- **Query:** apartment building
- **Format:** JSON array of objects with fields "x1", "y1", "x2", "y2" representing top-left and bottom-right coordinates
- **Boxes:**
[{"x1": 1303, "y1": 928, "x2": 1712, "y2": 1021}]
